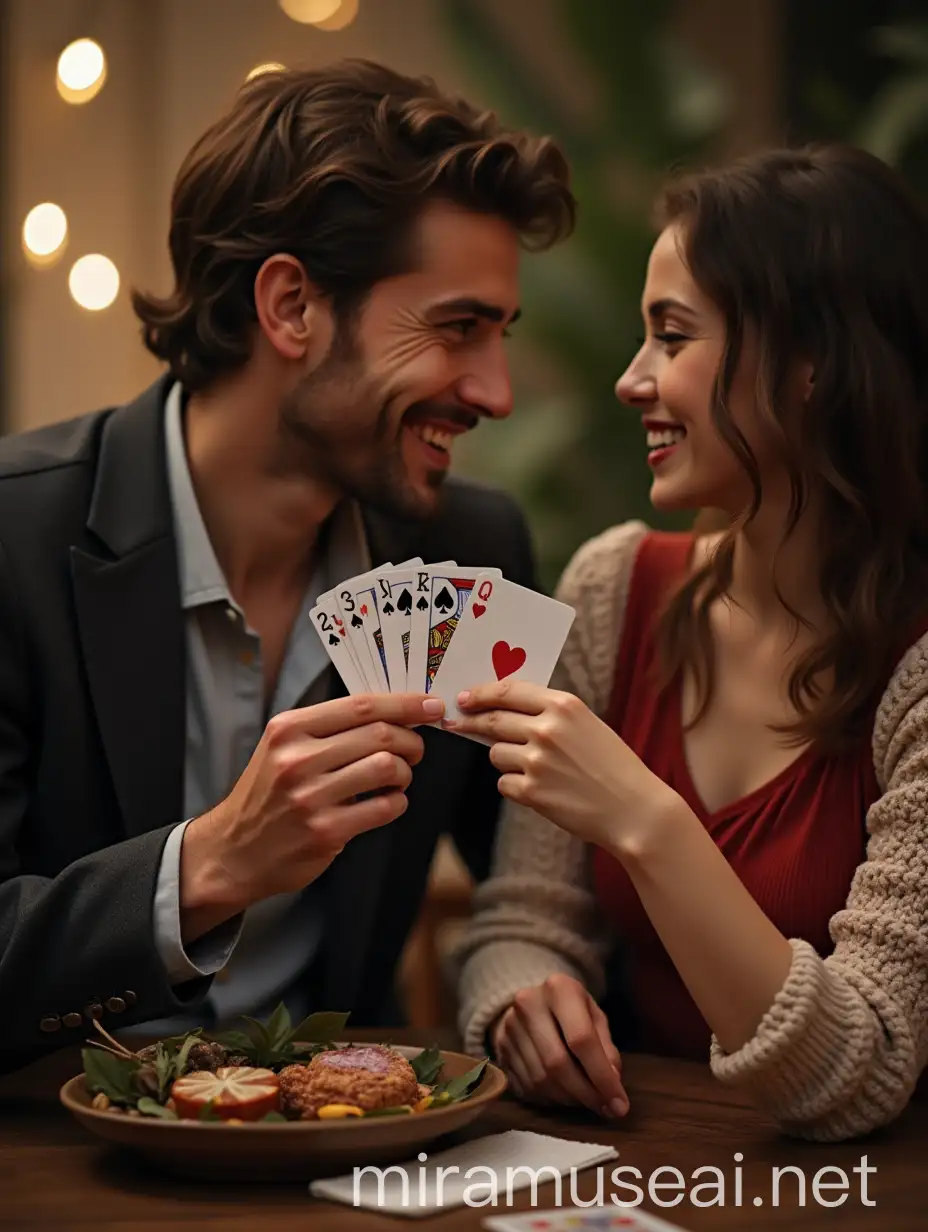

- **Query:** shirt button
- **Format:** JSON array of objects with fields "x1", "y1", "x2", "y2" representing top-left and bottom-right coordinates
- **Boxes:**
[
  {"x1": 39, "y1": 1016, "x2": 61, "y2": 1033},
  {"x1": 225, "y1": 606, "x2": 238, "y2": 623},
  {"x1": 62, "y1": 1012, "x2": 83, "y2": 1029}
]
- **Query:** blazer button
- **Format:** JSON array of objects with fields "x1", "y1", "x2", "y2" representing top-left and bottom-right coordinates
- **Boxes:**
[
  {"x1": 39, "y1": 1016, "x2": 61, "y2": 1033},
  {"x1": 123, "y1": 990, "x2": 137, "y2": 1007},
  {"x1": 84, "y1": 1003, "x2": 104, "y2": 1020},
  {"x1": 62, "y1": 1012, "x2": 83, "y2": 1029},
  {"x1": 105, "y1": 996, "x2": 127, "y2": 1013}
]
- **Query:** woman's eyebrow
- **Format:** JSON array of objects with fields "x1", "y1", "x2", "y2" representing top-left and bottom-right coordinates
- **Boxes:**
[{"x1": 645, "y1": 296, "x2": 697, "y2": 321}]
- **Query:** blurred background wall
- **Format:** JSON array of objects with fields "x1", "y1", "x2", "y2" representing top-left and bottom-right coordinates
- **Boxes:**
[
  {"x1": 4, "y1": 0, "x2": 928, "y2": 585},
  {"x1": 3, "y1": 0, "x2": 928, "y2": 1026}
]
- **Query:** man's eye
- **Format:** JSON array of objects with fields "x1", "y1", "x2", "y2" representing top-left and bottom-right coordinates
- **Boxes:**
[{"x1": 445, "y1": 318, "x2": 478, "y2": 336}]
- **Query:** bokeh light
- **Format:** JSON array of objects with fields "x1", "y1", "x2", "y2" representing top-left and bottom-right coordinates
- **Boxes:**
[
  {"x1": 312, "y1": 0, "x2": 359, "y2": 31},
  {"x1": 278, "y1": 0, "x2": 342, "y2": 23},
  {"x1": 68, "y1": 255, "x2": 120, "y2": 311},
  {"x1": 246, "y1": 62, "x2": 286, "y2": 81},
  {"x1": 22, "y1": 203, "x2": 68, "y2": 267},
  {"x1": 56, "y1": 38, "x2": 107, "y2": 104}
]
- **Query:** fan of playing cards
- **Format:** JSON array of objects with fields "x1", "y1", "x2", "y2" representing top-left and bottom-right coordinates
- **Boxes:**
[{"x1": 310, "y1": 558, "x2": 575, "y2": 736}]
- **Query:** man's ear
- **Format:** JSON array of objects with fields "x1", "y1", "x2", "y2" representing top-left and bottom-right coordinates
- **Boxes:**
[{"x1": 253, "y1": 254, "x2": 334, "y2": 364}]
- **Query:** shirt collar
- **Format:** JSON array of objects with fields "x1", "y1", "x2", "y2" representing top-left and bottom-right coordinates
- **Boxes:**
[{"x1": 163, "y1": 380, "x2": 370, "y2": 612}]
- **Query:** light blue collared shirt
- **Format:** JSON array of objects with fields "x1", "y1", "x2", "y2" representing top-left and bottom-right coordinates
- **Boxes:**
[{"x1": 127, "y1": 382, "x2": 370, "y2": 1035}]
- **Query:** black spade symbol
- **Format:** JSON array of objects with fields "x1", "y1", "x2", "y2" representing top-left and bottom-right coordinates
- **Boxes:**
[
  {"x1": 351, "y1": 613, "x2": 364, "y2": 628},
  {"x1": 435, "y1": 586, "x2": 454, "y2": 614},
  {"x1": 416, "y1": 596, "x2": 429, "y2": 611},
  {"x1": 383, "y1": 602, "x2": 395, "y2": 615},
  {"x1": 328, "y1": 633, "x2": 339, "y2": 646},
  {"x1": 397, "y1": 588, "x2": 413, "y2": 614}
]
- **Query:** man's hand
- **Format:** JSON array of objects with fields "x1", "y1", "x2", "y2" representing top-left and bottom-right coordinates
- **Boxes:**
[
  {"x1": 491, "y1": 974, "x2": 629, "y2": 1119},
  {"x1": 178, "y1": 693, "x2": 444, "y2": 940}
]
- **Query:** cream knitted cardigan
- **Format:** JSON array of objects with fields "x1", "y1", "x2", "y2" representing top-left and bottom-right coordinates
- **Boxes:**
[{"x1": 453, "y1": 520, "x2": 928, "y2": 1143}]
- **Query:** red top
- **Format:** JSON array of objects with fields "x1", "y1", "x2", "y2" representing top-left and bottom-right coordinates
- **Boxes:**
[{"x1": 592, "y1": 530, "x2": 923, "y2": 1059}]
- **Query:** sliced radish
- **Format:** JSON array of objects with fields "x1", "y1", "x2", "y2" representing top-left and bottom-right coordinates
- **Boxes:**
[{"x1": 170, "y1": 1066, "x2": 280, "y2": 1122}]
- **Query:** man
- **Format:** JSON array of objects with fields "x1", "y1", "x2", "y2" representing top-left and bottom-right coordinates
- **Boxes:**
[{"x1": 0, "y1": 59, "x2": 574, "y2": 1070}]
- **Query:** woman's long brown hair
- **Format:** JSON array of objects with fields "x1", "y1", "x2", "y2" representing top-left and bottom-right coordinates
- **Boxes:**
[{"x1": 651, "y1": 145, "x2": 928, "y2": 752}]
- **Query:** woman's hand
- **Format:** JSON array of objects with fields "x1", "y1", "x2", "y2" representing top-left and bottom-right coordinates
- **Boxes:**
[
  {"x1": 445, "y1": 681, "x2": 679, "y2": 854},
  {"x1": 491, "y1": 974, "x2": 629, "y2": 1118}
]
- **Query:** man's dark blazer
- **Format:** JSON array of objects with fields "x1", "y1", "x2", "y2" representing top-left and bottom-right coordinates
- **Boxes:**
[{"x1": 0, "y1": 375, "x2": 538, "y2": 1072}]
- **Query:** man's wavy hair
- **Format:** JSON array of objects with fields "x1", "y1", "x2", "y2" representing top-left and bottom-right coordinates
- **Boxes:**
[
  {"x1": 650, "y1": 145, "x2": 928, "y2": 753},
  {"x1": 132, "y1": 60, "x2": 575, "y2": 391}
]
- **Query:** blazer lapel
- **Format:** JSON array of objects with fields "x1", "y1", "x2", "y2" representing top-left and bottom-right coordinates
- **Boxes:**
[
  {"x1": 72, "y1": 377, "x2": 186, "y2": 838},
  {"x1": 321, "y1": 503, "x2": 429, "y2": 1011}
]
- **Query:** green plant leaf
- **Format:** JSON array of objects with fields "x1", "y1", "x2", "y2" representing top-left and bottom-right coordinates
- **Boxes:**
[
  {"x1": 363, "y1": 1105, "x2": 412, "y2": 1117},
  {"x1": 288, "y1": 1011, "x2": 350, "y2": 1044},
  {"x1": 82, "y1": 1048, "x2": 139, "y2": 1106},
  {"x1": 264, "y1": 1002, "x2": 293, "y2": 1050},
  {"x1": 198, "y1": 1099, "x2": 221, "y2": 1122},
  {"x1": 239, "y1": 1016, "x2": 273, "y2": 1049},
  {"x1": 409, "y1": 1044, "x2": 443, "y2": 1086},
  {"x1": 208, "y1": 1030, "x2": 255, "y2": 1053},
  {"x1": 153, "y1": 1044, "x2": 175, "y2": 1102},
  {"x1": 137, "y1": 1096, "x2": 178, "y2": 1120},
  {"x1": 434, "y1": 1058, "x2": 488, "y2": 1103},
  {"x1": 173, "y1": 1034, "x2": 200, "y2": 1078},
  {"x1": 262, "y1": 1110, "x2": 288, "y2": 1122}
]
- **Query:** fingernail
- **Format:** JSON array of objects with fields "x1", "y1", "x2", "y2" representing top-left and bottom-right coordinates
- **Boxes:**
[
  {"x1": 457, "y1": 690, "x2": 471, "y2": 707},
  {"x1": 441, "y1": 718, "x2": 458, "y2": 730},
  {"x1": 610, "y1": 1096, "x2": 629, "y2": 1117},
  {"x1": 423, "y1": 698, "x2": 444, "y2": 717}
]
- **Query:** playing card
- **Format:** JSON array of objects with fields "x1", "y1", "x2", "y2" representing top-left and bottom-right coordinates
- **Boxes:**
[
  {"x1": 430, "y1": 573, "x2": 575, "y2": 738},
  {"x1": 483, "y1": 1207, "x2": 690, "y2": 1230},
  {"x1": 330, "y1": 559, "x2": 422, "y2": 693},
  {"x1": 309, "y1": 598, "x2": 368, "y2": 695},
  {"x1": 377, "y1": 561, "x2": 455, "y2": 693},
  {"x1": 408, "y1": 566, "x2": 502, "y2": 695}
]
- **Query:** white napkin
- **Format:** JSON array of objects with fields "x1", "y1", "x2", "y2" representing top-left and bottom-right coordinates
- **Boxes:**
[{"x1": 308, "y1": 1129, "x2": 618, "y2": 1217}]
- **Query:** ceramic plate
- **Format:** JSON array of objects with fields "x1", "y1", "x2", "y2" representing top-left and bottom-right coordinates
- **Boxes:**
[{"x1": 60, "y1": 1043, "x2": 507, "y2": 1181}]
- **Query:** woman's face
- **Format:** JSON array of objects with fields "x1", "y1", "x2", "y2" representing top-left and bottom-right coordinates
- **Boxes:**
[{"x1": 616, "y1": 224, "x2": 789, "y2": 515}]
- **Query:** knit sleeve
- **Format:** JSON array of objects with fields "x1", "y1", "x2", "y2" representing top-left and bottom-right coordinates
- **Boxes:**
[
  {"x1": 708, "y1": 630, "x2": 928, "y2": 1141},
  {"x1": 453, "y1": 520, "x2": 650, "y2": 1055}
]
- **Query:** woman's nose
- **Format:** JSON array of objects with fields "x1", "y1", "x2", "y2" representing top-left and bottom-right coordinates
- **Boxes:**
[{"x1": 615, "y1": 361, "x2": 657, "y2": 407}]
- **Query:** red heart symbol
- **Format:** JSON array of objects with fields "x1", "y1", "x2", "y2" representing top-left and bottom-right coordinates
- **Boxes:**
[
  {"x1": 492, "y1": 641, "x2": 527, "y2": 679},
  {"x1": 472, "y1": 603, "x2": 486, "y2": 619}
]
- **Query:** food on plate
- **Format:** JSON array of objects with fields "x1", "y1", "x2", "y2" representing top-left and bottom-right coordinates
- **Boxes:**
[
  {"x1": 278, "y1": 1044, "x2": 419, "y2": 1119},
  {"x1": 77, "y1": 1003, "x2": 488, "y2": 1124},
  {"x1": 170, "y1": 1067, "x2": 280, "y2": 1122}
]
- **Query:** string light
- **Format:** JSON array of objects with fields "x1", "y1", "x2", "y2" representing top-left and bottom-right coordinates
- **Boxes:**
[
  {"x1": 56, "y1": 38, "x2": 107, "y2": 104},
  {"x1": 68, "y1": 255, "x2": 120, "y2": 311},
  {"x1": 22, "y1": 203, "x2": 68, "y2": 267},
  {"x1": 246, "y1": 62, "x2": 286, "y2": 81}
]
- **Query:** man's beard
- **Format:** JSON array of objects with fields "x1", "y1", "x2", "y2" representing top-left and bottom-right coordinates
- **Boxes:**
[{"x1": 276, "y1": 347, "x2": 446, "y2": 521}]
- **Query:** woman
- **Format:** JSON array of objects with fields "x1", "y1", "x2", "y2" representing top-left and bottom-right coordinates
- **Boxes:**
[{"x1": 449, "y1": 144, "x2": 928, "y2": 1143}]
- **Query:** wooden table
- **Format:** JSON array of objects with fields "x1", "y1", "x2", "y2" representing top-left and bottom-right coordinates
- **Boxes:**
[{"x1": 1, "y1": 1028, "x2": 924, "y2": 1229}]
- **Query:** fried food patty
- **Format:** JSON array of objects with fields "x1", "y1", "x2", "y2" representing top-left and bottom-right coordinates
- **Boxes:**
[{"x1": 278, "y1": 1045, "x2": 421, "y2": 1119}]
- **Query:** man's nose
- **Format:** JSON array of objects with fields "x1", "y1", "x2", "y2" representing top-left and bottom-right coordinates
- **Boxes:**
[{"x1": 455, "y1": 357, "x2": 515, "y2": 421}]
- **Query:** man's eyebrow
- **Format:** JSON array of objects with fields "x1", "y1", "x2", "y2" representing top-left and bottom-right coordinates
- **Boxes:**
[
  {"x1": 646, "y1": 297, "x2": 696, "y2": 320},
  {"x1": 428, "y1": 297, "x2": 522, "y2": 325}
]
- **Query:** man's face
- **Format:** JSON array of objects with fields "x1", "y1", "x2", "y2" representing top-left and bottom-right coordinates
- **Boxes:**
[{"x1": 279, "y1": 199, "x2": 521, "y2": 519}]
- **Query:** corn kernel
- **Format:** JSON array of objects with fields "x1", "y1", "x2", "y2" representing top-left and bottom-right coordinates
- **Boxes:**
[{"x1": 317, "y1": 1103, "x2": 364, "y2": 1119}]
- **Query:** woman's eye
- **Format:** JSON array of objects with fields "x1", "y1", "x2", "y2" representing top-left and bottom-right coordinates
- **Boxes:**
[{"x1": 653, "y1": 331, "x2": 688, "y2": 347}]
